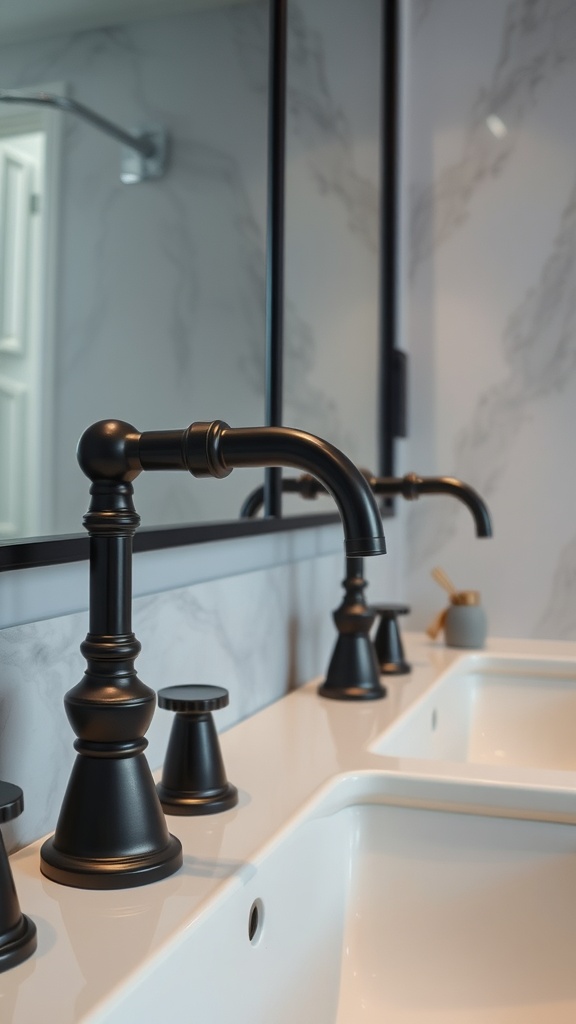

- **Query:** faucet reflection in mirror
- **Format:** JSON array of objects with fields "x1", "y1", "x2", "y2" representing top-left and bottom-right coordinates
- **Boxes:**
[
  {"x1": 240, "y1": 471, "x2": 492, "y2": 700},
  {"x1": 323, "y1": 473, "x2": 492, "y2": 700},
  {"x1": 39, "y1": 419, "x2": 386, "y2": 890}
]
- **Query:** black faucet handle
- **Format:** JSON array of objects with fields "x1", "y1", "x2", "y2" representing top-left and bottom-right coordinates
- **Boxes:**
[
  {"x1": 0, "y1": 781, "x2": 37, "y2": 972},
  {"x1": 372, "y1": 602, "x2": 410, "y2": 620},
  {"x1": 158, "y1": 685, "x2": 230, "y2": 714},
  {"x1": 372, "y1": 603, "x2": 411, "y2": 676},
  {"x1": 156, "y1": 685, "x2": 238, "y2": 816},
  {"x1": 0, "y1": 781, "x2": 24, "y2": 823}
]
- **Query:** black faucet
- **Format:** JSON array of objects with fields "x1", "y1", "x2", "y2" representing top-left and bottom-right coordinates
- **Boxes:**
[
  {"x1": 240, "y1": 471, "x2": 492, "y2": 700},
  {"x1": 40, "y1": 420, "x2": 386, "y2": 890},
  {"x1": 321, "y1": 473, "x2": 492, "y2": 699}
]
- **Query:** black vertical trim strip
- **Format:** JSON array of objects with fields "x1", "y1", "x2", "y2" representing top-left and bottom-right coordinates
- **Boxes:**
[
  {"x1": 264, "y1": 0, "x2": 288, "y2": 517},
  {"x1": 379, "y1": 0, "x2": 401, "y2": 483}
]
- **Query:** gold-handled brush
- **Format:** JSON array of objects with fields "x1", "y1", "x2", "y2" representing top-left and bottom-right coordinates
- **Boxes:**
[
  {"x1": 427, "y1": 567, "x2": 456, "y2": 638},
  {"x1": 431, "y1": 566, "x2": 457, "y2": 597}
]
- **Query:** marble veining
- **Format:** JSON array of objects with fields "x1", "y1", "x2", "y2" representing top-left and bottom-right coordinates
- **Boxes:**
[
  {"x1": 408, "y1": 170, "x2": 576, "y2": 571},
  {"x1": 281, "y1": 0, "x2": 381, "y2": 469},
  {"x1": 287, "y1": 0, "x2": 380, "y2": 255},
  {"x1": 0, "y1": 549, "x2": 348, "y2": 853},
  {"x1": 454, "y1": 173, "x2": 576, "y2": 480},
  {"x1": 411, "y1": 0, "x2": 434, "y2": 32},
  {"x1": 534, "y1": 533, "x2": 576, "y2": 639},
  {"x1": 409, "y1": 0, "x2": 576, "y2": 280},
  {"x1": 232, "y1": 0, "x2": 380, "y2": 255},
  {"x1": 403, "y1": 0, "x2": 576, "y2": 639},
  {"x1": 229, "y1": 0, "x2": 382, "y2": 469},
  {"x1": 1, "y1": 9, "x2": 269, "y2": 535}
]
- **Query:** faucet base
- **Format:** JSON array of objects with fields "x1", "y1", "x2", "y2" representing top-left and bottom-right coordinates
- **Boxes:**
[
  {"x1": 39, "y1": 750, "x2": 183, "y2": 890},
  {"x1": 318, "y1": 681, "x2": 386, "y2": 701},
  {"x1": 318, "y1": 634, "x2": 387, "y2": 702},
  {"x1": 318, "y1": 559, "x2": 387, "y2": 702},
  {"x1": 0, "y1": 915, "x2": 37, "y2": 974},
  {"x1": 40, "y1": 835, "x2": 183, "y2": 890},
  {"x1": 157, "y1": 783, "x2": 238, "y2": 816}
]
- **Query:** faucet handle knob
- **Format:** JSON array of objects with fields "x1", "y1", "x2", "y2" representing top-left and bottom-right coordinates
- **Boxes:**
[
  {"x1": 372, "y1": 603, "x2": 411, "y2": 676},
  {"x1": 0, "y1": 780, "x2": 24, "y2": 822},
  {"x1": 156, "y1": 686, "x2": 238, "y2": 816},
  {"x1": 158, "y1": 684, "x2": 230, "y2": 714},
  {"x1": 0, "y1": 781, "x2": 37, "y2": 972}
]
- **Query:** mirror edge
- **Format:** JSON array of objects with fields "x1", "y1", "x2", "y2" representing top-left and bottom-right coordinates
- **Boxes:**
[{"x1": 0, "y1": 513, "x2": 342, "y2": 572}]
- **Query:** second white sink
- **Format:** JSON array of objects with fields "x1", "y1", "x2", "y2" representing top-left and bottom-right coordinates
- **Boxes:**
[
  {"x1": 374, "y1": 653, "x2": 576, "y2": 772},
  {"x1": 91, "y1": 774, "x2": 576, "y2": 1023}
]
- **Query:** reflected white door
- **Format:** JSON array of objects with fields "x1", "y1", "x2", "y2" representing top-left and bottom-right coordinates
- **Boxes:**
[{"x1": 0, "y1": 133, "x2": 43, "y2": 537}]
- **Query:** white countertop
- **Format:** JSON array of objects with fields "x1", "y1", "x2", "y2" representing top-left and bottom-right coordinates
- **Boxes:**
[{"x1": 4, "y1": 632, "x2": 576, "y2": 1022}]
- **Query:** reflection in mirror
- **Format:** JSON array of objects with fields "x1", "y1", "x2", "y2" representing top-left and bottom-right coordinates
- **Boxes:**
[
  {"x1": 0, "y1": 0, "x2": 269, "y2": 541},
  {"x1": 0, "y1": 101, "x2": 48, "y2": 538},
  {"x1": 0, "y1": 0, "x2": 390, "y2": 555},
  {"x1": 281, "y1": 0, "x2": 384, "y2": 517}
]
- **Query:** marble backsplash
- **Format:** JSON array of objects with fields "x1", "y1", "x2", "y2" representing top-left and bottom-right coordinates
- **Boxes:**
[
  {"x1": 0, "y1": 551, "x2": 333, "y2": 852},
  {"x1": 0, "y1": 515, "x2": 403, "y2": 854}
]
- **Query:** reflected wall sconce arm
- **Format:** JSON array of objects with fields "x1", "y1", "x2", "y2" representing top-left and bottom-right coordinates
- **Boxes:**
[{"x1": 0, "y1": 90, "x2": 168, "y2": 183}]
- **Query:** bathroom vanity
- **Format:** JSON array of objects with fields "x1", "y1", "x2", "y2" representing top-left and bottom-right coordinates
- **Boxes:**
[{"x1": 4, "y1": 632, "x2": 576, "y2": 1023}]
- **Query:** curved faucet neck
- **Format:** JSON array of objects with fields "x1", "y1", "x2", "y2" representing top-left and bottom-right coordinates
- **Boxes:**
[{"x1": 78, "y1": 420, "x2": 387, "y2": 557}]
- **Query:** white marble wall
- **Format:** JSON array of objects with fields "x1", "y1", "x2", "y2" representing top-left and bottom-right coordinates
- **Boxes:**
[{"x1": 402, "y1": 0, "x2": 576, "y2": 640}]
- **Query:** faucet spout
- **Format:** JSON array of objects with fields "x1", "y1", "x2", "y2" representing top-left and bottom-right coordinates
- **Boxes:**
[
  {"x1": 78, "y1": 420, "x2": 386, "y2": 557},
  {"x1": 203, "y1": 424, "x2": 386, "y2": 556}
]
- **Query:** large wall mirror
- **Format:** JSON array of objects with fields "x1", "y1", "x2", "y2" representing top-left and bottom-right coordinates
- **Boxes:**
[{"x1": 0, "y1": 0, "x2": 398, "y2": 570}]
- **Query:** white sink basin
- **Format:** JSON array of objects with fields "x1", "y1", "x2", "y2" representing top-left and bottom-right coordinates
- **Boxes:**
[
  {"x1": 95, "y1": 774, "x2": 576, "y2": 1024},
  {"x1": 373, "y1": 654, "x2": 576, "y2": 772}
]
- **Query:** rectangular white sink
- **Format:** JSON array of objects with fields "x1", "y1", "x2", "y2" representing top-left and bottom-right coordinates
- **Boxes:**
[
  {"x1": 373, "y1": 653, "x2": 576, "y2": 772},
  {"x1": 94, "y1": 775, "x2": 576, "y2": 1024}
]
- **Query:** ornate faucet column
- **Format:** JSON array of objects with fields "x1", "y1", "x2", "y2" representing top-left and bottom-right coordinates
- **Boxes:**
[
  {"x1": 318, "y1": 557, "x2": 386, "y2": 701},
  {"x1": 40, "y1": 423, "x2": 182, "y2": 889}
]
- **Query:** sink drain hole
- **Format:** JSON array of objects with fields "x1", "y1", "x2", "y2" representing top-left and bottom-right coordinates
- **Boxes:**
[
  {"x1": 248, "y1": 898, "x2": 264, "y2": 945},
  {"x1": 431, "y1": 708, "x2": 438, "y2": 731}
]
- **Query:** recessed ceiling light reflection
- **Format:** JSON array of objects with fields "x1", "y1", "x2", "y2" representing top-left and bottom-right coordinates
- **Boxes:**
[{"x1": 486, "y1": 114, "x2": 508, "y2": 139}]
